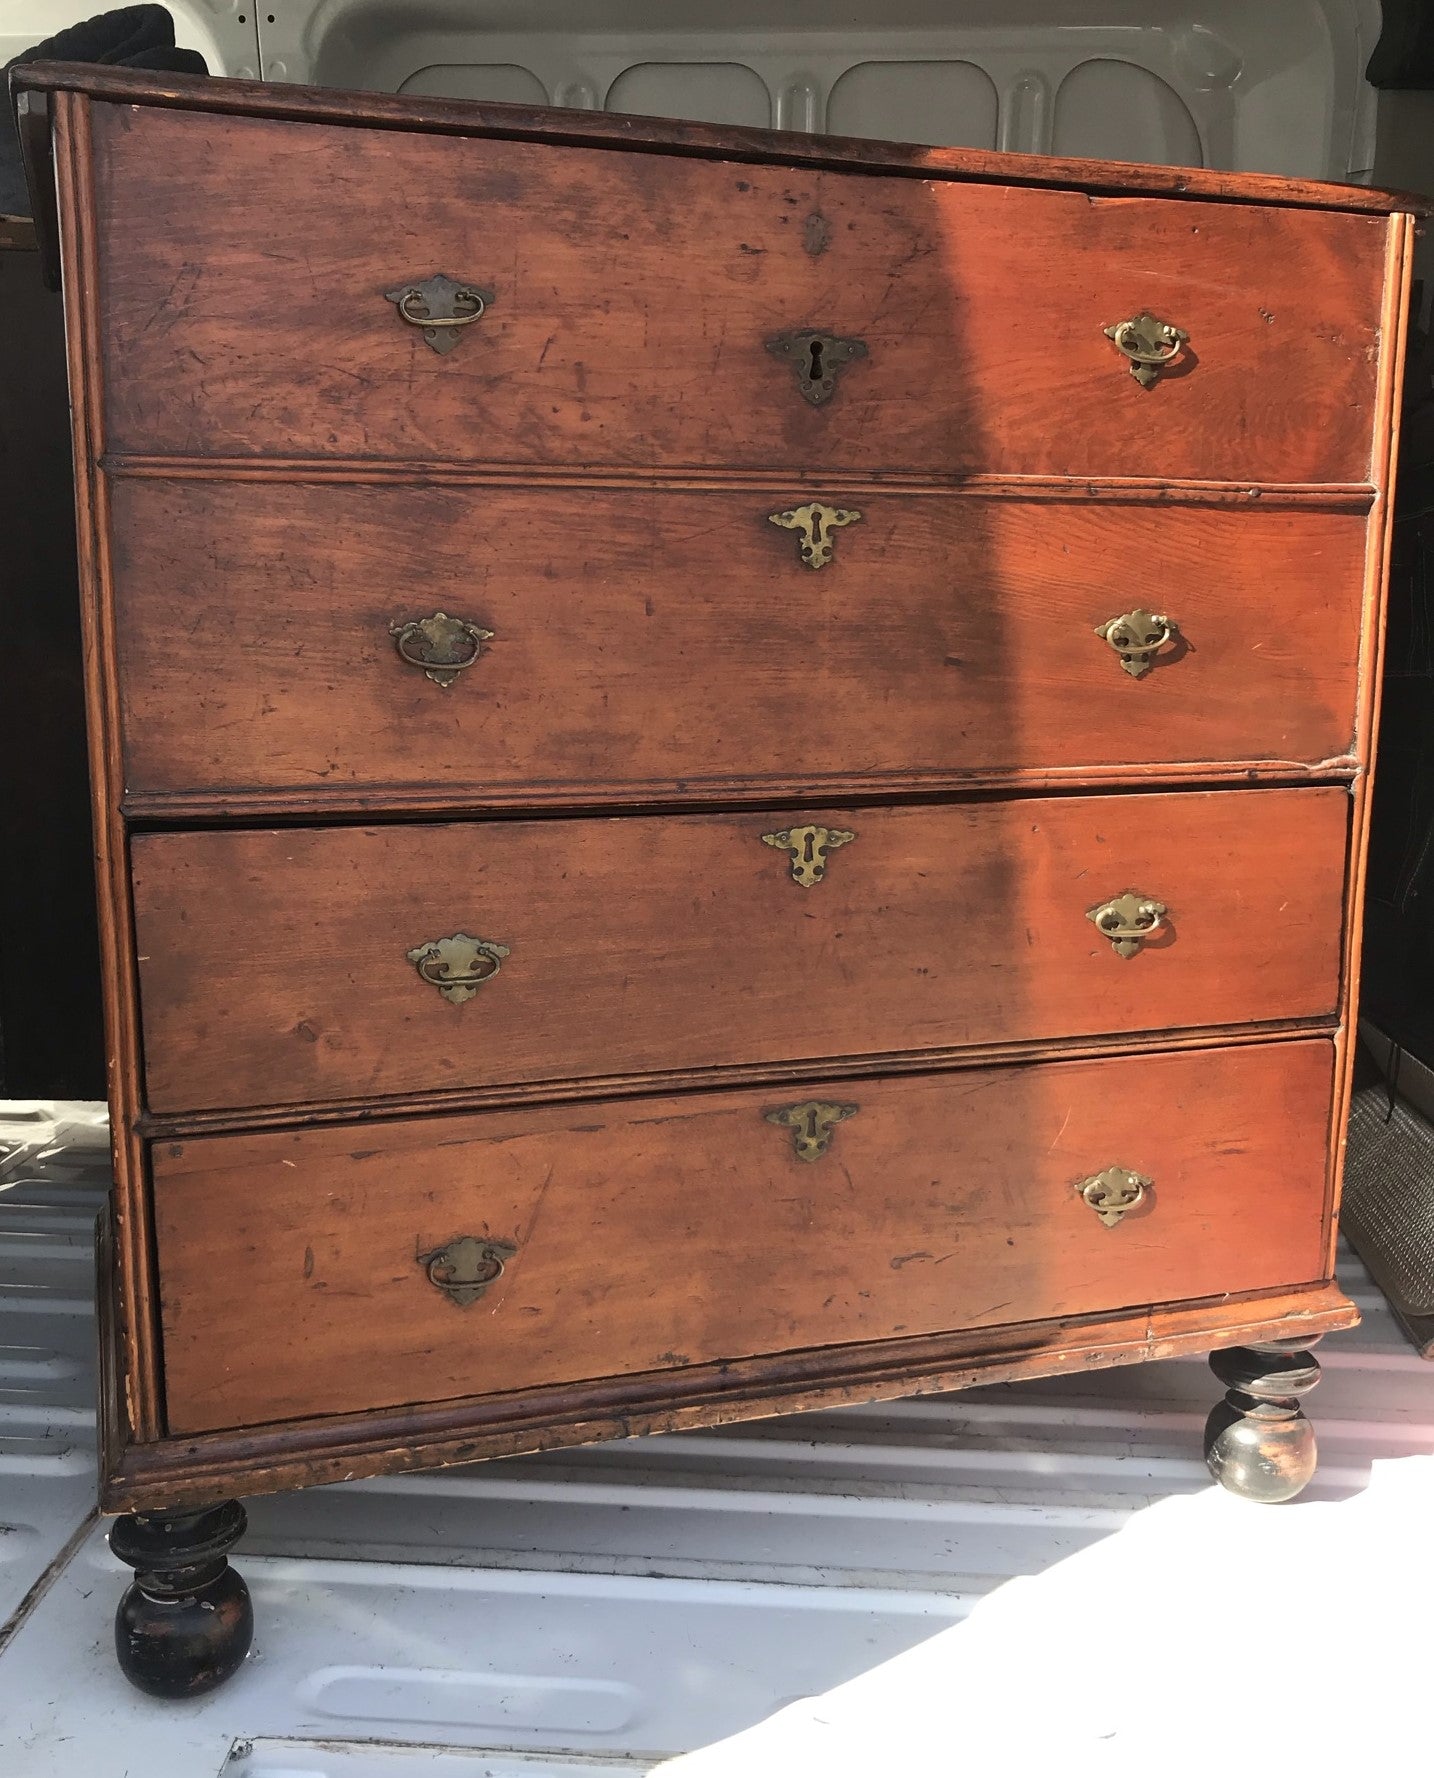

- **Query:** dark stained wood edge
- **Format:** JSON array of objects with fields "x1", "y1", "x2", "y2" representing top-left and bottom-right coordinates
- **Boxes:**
[
  {"x1": 1323, "y1": 213, "x2": 1418, "y2": 1273},
  {"x1": 55, "y1": 92, "x2": 163, "y2": 1442},
  {"x1": 102, "y1": 460, "x2": 1379, "y2": 508},
  {"x1": 98, "y1": 1281, "x2": 1360, "y2": 1512},
  {"x1": 121, "y1": 761, "x2": 1364, "y2": 827},
  {"x1": 13, "y1": 62, "x2": 1432, "y2": 218},
  {"x1": 94, "y1": 1202, "x2": 127, "y2": 1488},
  {"x1": 135, "y1": 1021, "x2": 1341, "y2": 1142}
]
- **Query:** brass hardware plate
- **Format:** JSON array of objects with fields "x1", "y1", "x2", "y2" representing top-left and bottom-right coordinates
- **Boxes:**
[
  {"x1": 1087, "y1": 892, "x2": 1168, "y2": 959},
  {"x1": 1095, "y1": 609, "x2": 1178, "y2": 679},
  {"x1": 391, "y1": 611, "x2": 495, "y2": 687},
  {"x1": 766, "y1": 1100, "x2": 859, "y2": 1162},
  {"x1": 384, "y1": 274, "x2": 495, "y2": 355},
  {"x1": 1076, "y1": 1166, "x2": 1151, "y2": 1227},
  {"x1": 766, "y1": 329, "x2": 869, "y2": 405},
  {"x1": 407, "y1": 932, "x2": 511, "y2": 1002},
  {"x1": 768, "y1": 503, "x2": 862, "y2": 569},
  {"x1": 418, "y1": 1235, "x2": 518, "y2": 1306},
  {"x1": 1102, "y1": 311, "x2": 1189, "y2": 387},
  {"x1": 762, "y1": 824, "x2": 856, "y2": 887}
]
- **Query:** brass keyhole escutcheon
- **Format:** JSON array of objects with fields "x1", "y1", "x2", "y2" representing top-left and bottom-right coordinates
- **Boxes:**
[
  {"x1": 1087, "y1": 892, "x2": 1168, "y2": 959},
  {"x1": 766, "y1": 329, "x2": 869, "y2": 405},
  {"x1": 1102, "y1": 311, "x2": 1189, "y2": 386},
  {"x1": 384, "y1": 273, "x2": 495, "y2": 355},
  {"x1": 406, "y1": 932, "x2": 511, "y2": 1002},
  {"x1": 391, "y1": 611, "x2": 495, "y2": 687},
  {"x1": 418, "y1": 1235, "x2": 518, "y2": 1306},
  {"x1": 762, "y1": 824, "x2": 856, "y2": 887},
  {"x1": 1076, "y1": 1166, "x2": 1150, "y2": 1228},
  {"x1": 766, "y1": 1100, "x2": 858, "y2": 1162},
  {"x1": 1095, "y1": 609, "x2": 1178, "y2": 679},
  {"x1": 768, "y1": 503, "x2": 862, "y2": 569}
]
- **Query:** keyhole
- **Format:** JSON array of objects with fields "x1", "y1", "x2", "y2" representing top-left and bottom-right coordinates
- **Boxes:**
[{"x1": 806, "y1": 338, "x2": 825, "y2": 384}]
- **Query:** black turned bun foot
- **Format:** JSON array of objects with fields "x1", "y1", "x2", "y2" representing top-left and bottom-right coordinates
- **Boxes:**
[
  {"x1": 110, "y1": 1500, "x2": 252, "y2": 1698},
  {"x1": 1204, "y1": 1338, "x2": 1323, "y2": 1504}
]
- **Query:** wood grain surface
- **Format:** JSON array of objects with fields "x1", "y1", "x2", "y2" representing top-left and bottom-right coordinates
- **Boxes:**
[
  {"x1": 88, "y1": 101, "x2": 1388, "y2": 480},
  {"x1": 18, "y1": 63, "x2": 1429, "y2": 215},
  {"x1": 130, "y1": 788, "x2": 1348, "y2": 1116},
  {"x1": 108, "y1": 479, "x2": 1370, "y2": 802},
  {"x1": 153, "y1": 1039, "x2": 1336, "y2": 1434}
]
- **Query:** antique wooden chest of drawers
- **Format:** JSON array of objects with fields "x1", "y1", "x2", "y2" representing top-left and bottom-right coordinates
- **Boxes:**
[{"x1": 15, "y1": 62, "x2": 1421, "y2": 1697}]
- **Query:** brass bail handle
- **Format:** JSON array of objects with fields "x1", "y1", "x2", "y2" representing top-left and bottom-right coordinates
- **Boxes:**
[
  {"x1": 416, "y1": 949, "x2": 496, "y2": 989},
  {"x1": 1077, "y1": 1166, "x2": 1150, "y2": 1228},
  {"x1": 398, "y1": 290, "x2": 484, "y2": 328},
  {"x1": 1087, "y1": 892, "x2": 1168, "y2": 960},
  {"x1": 1103, "y1": 311, "x2": 1189, "y2": 386},
  {"x1": 384, "y1": 273, "x2": 495, "y2": 355},
  {"x1": 406, "y1": 932, "x2": 511, "y2": 1003},
  {"x1": 390, "y1": 612, "x2": 494, "y2": 688},
  {"x1": 418, "y1": 1235, "x2": 518, "y2": 1307},
  {"x1": 1095, "y1": 609, "x2": 1179, "y2": 680}
]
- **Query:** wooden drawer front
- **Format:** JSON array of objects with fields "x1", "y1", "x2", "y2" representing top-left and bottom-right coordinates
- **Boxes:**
[
  {"x1": 112, "y1": 480, "x2": 1369, "y2": 806},
  {"x1": 91, "y1": 103, "x2": 1385, "y2": 481},
  {"x1": 154, "y1": 1040, "x2": 1335, "y2": 1434},
  {"x1": 130, "y1": 789, "x2": 1346, "y2": 1115}
]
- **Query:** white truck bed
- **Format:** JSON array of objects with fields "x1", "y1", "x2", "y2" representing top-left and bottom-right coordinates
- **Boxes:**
[{"x1": 2, "y1": 1101, "x2": 1433, "y2": 1776}]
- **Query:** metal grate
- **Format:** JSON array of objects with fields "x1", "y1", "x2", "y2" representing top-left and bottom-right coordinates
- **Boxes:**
[{"x1": 1343, "y1": 1081, "x2": 1434, "y2": 1318}]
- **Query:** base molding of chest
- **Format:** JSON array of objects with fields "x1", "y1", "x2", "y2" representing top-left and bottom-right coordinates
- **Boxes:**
[{"x1": 97, "y1": 1267, "x2": 1356, "y2": 1514}]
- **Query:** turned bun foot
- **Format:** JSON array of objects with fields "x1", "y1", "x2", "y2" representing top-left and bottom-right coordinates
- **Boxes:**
[
  {"x1": 1204, "y1": 1338, "x2": 1322, "y2": 1504},
  {"x1": 110, "y1": 1500, "x2": 252, "y2": 1698}
]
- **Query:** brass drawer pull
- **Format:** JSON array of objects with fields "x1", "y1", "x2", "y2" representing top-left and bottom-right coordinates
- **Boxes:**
[
  {"x1": 391, "y1": 611, "x2": 494, "y2": 687},
  {"x1": 1087, "y1": 892, "x2": 1168, "y2": 959},
  {"x1": 1077, "y1": 1166, "x2": 1150, "y2": 1227},
  {"x1": 1095, "y1": 608, "x2": 1179, "y2": 679},
  {"x1": 766, "y1": 329, "x2": 869, "y2": 405},
  {"x1": 384, "y1": 273, "x2": 494, "y2": 355},
  {"x1": 407, "y1": 932, "x2": 511, "y2": 1002},
  {"x1": 1103, "y1": 310, "x2": 1189, "y2": 386},
  {"x1": 418, "y1": 1235, "x2": 518, "y2": 1306},
  {"x1": 762, "y1": 823, "x2": 855, "y2": 887},
  {"x1": 766, "y1": 1099, "x2": 858, "y2": 1162},
  {"x1": 768, "y1": 502, "x2": 862, "y2": 569}
]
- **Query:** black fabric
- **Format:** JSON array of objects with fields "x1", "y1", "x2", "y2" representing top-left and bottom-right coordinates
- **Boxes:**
[
  {"x1": 1362, "y1": 283, "x2": 1434, "y2": 1064},
  {"x1": 1367, "y1": 0, "x2": 1434, "y2": 90},
  {"x1": 1, "y1": 7, "x2": 207, "y2": 216}
]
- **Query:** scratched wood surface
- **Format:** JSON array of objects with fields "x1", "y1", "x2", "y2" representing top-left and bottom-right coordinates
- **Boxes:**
[
  {"x1": 108, "y1": 479, "x2": 1370, "y2": 804},
  {"x1": 153, "y1": 1039, "x2": 1336, "y2": 1434},
  {"x1": 130, "y1": 789, "x2": 1348, "y2": 1116},
  {"x1": 87, "y1": 100, "x2": 1388, "y2": 481}
]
